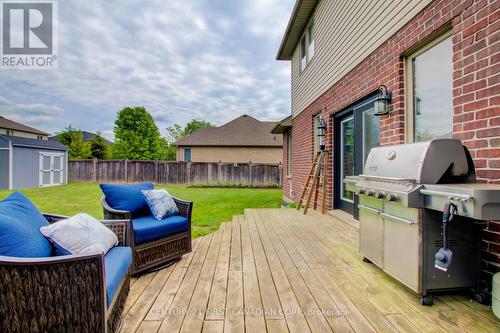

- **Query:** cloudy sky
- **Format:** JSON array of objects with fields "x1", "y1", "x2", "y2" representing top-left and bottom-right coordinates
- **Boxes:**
[{"x1": 0, "y1": 0, "x2": 293, "y2": 140}]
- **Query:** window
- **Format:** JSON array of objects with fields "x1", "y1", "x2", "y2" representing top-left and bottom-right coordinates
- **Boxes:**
[
  {"x1": 37, "y1": 135, "x2": 43, "y2": 140},
  {"x1": 183, "y1": 147, "x2": 192, "y2": 161},
  {"x1": 307, "y1": 20, "x2": 315, "y2": 60},
  {"x1": 406, "y1": 33, "x2": 453, "y2": 142},
  {"x1": 313, "y1": 113, "x2": 321, "y2": 154},
  {"x1": 6, "y1": 130, "x2": 13, "y2": 136},
  {"x1": 287, "y1": 132, "x2": 292, "y2": 175},
  {"x1": 300, "y1": 19, "x2": 315, "y2": 71},
  {"x1": 300, "y1": 36, "x2": 307, "y2": 71}
]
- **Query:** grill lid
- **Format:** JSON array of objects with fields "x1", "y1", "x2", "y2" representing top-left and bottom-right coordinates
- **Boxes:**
[{"x1": 362, "y1": 139, "x2": 475, "y2": 184}]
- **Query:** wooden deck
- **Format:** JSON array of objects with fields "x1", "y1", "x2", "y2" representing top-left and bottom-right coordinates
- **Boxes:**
[{"x1": 121, "y1": 209, "x2": 499, "y2": 333}]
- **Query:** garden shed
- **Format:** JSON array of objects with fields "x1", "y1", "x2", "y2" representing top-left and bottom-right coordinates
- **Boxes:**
[{"x1": 0, "y1": 135, "x2": 68, "y2": 190}]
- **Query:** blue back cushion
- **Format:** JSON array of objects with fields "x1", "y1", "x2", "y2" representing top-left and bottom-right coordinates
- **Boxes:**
[
  {"x1": 100, "y1": 182, "x2": 154, "y2": 217},
  {"x1": 0, "y1": 192, "x2": 52, "y2": 257}
]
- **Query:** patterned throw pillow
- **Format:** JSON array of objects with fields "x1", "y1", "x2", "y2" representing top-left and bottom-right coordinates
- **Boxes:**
[
  {"x1": 40, "y1": 213, "x2": 118, "y2": 256},
  {"x1": 141, "y1": 189, "x2": 179, "y2": 220}
]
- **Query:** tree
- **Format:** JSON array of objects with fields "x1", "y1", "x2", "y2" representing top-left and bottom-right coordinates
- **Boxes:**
[
  {"x1": 164, "y1": 119, "x2": 214, "y2": 160},
  {"x1": 111, "y1": 106, "x2": 166, "y2": 160},
  {"x1": 56, "y1": 125, "x2": 91, "y2": 159},
  {"x1": 166, "y1": 119, "x2": 214, "y2": 143},
  {"x1": 90, "y1": 132, "x2": 109, "y2": 159}
]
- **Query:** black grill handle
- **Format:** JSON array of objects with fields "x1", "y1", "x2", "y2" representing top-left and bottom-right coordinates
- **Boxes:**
[{"x1": 442, "y1": 202, "x2": 457, "y2": 249}]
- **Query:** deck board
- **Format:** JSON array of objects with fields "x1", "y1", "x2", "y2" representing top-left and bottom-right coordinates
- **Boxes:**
[{"x1": 123, "y1": 208, "x2": 499, "y2": 333}]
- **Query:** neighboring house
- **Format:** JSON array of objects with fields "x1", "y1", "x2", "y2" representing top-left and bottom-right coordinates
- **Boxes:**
[
  {"x1": 174, "y1": 114, "x2": 283, "y2": 164},
  {"x1": 274, "y1": 0, "x2": 498, "y2": 294},
  {"x1": 49, "y1": 130, "x2": 113, "y2": 145},
  {"x1": 0, "y1": 135, "x2": 68, "y2": 190},
  {"x1": 0, "y1": 116, "x2": 49, "y2": 140}
]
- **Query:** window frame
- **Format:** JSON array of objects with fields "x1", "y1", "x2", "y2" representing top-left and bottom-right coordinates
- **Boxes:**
[
  {"x1": 299, "y1": 17, "x2": 316, "y2": 72},
  {"x1": 307, "y1": 19, "x2": 315, "y2": 61},
  {"x1": 183, "y1": 147, "x2": 192, "y2": 162},
  {"x1": 404, "y1": 30, "x2": 453, "y2": 143},
  {"x1": 300, "y1": 36, "x2": 307, "y2": 71}
]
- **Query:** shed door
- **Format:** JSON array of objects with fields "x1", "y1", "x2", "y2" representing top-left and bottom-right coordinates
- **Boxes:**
[{"x1": 39, "y1": 153, "x2": 64, "y2": 187}]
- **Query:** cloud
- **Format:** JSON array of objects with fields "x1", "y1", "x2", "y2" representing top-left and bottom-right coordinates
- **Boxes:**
[
  {"x1": 0, "y1": 0, "x2": 294, "y2": 136},
  {"x1": 0, "y1": 96, "x2": 64, "y2": 132}
]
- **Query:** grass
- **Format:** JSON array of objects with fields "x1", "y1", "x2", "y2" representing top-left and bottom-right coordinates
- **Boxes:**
[{"x1": 0, "y1": 183, "x2": 282, "y2": 238}]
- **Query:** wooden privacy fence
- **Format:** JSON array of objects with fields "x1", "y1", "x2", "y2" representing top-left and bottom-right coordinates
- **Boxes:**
[{"x1": 69, "y1": 160, "x2": 283, "y2": 187}]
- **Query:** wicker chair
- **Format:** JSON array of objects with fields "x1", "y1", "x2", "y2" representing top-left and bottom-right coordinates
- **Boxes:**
[
  {"x1": 101, "y1": 196, "x2": 192, "y2": 275},
  {"x1": 0, "y1": 214, "x2": 130, "y2": 333}
]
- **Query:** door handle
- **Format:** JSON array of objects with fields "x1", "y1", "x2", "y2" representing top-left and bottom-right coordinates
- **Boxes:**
[
  {"x1": 380, "y1": 212, "x2": 416, "y2": 225},
  {"x1": 358, "y1": 204, "x2": 381, "y2": 214}
]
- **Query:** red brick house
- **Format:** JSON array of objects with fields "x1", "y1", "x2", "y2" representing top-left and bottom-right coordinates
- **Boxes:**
[{"x1": 274, "y1": 0, "x2": 499, "y2": 293}]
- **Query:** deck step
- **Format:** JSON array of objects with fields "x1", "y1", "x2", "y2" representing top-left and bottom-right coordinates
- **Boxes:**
[{"x1": 232, "y1": 215, "x2": 244, "y2": 223}]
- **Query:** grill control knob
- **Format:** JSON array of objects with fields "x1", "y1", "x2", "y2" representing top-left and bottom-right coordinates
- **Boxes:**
[
  {"x1": 385, "y1": 193, "x2": 399, "y2": 201},
  {"x1": 359, "y1": 188, "x2": 366, "y2": 195},
  {"x1": 374, "y1": 192, "x2": 385, "y2": 199},
  {"x1": 366, "y1": 190, "x2": 375, "y2": 197}
]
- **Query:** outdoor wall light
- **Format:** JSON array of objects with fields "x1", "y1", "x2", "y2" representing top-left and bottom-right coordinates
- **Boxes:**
[
  {"x1": 317, "y1": 118, "x2": 327, "y2": 151},
  {"x1": 374, "y1": 85, "x2": 393, "y2": 116}
]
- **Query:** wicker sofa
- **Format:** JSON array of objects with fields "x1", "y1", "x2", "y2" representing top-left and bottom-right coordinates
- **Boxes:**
[
  {"x1": 0, "y1": 194, "x2": 131, "y2": 333},
  {"x1": 100, "y1": 185, "x2": 192, "y2": 275}
]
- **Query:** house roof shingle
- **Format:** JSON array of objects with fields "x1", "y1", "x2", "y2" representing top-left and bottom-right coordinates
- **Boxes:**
[
  {"x1": 271, "y1": 115, "x2": 293, "y2": 134},
  {"x1": 0, "y1": 116, "x2": 49, "y2": 135},
  {"x1": 174, "y1": 115, "x2": 283, "y2": 147},
  {"x1": 0, "y1": 135, "x2": 68, "y2": 150}
]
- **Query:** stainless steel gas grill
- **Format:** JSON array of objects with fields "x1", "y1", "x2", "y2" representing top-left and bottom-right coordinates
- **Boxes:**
[{"x1": 346, "y1": 139, "x2": 500, "y2": 305}]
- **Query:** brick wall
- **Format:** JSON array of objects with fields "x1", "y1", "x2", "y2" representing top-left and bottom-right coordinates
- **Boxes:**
[{"x1": 287, "y1": 0, "x2": 499, "y2": 292}]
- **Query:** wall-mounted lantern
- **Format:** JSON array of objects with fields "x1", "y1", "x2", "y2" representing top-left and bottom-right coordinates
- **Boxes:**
[
  {"x1": 317, "y1": 118, "x2": 327, "y2": 151},
  {"x1": 374, "y1": 85, "x2": 393, "y2": 116}
]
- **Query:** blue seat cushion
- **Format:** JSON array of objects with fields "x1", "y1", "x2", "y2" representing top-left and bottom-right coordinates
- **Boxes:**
[
  {"x1": 100, "y1": 182, "x2": 154, "y2": 218},
  {"x1": 0, "y1": 192, "x2": 52, "y2": 257},
  {"x1": 104, "y1": 246, "x2": 132, "y2": 307},
  {"x1": 132, "y1": 215, "x2": 188, "y2": 245}
]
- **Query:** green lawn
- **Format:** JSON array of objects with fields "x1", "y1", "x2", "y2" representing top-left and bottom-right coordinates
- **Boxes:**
[{"x1": 0, "y1": 183, "x2": 282, "y2": 238}]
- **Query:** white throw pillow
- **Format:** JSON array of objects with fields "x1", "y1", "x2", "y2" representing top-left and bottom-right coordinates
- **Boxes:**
[
  {"x1": 40, "y1": 213, "x2": 118, "y2": 255},
  {"x1": 142, "y1": 189, "x2": 179, "y2": 220}
]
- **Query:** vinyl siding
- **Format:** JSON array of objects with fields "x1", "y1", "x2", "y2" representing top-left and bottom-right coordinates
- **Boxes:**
[
  {"x1": 0, "y1": 128, "x2": 48, "y2": 140},
  {"x1": 176, "y1": 146, "x2": 283, "y2": 164},
  {"x1": 291, "y1": 0, "x2": 433, "y2": 117},
  {"x1": 12, "y1": 147, "x2": 67, "y2": 189},
  {"x1": 0, "y1": 150, "x2": 9, "y2": 190}
]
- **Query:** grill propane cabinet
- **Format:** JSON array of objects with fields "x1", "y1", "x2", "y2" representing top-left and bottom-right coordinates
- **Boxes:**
[{"x1": 345, "y1": 139, "x2": 500, "y2": 306}]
